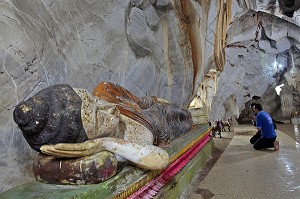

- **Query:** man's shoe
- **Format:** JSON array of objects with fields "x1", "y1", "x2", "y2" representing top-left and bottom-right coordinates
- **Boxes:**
[{"x1": 274, "y1": 141, "x2": 279, "y2": 151}]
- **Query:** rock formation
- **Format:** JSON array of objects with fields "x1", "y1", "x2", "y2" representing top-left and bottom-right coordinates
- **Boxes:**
[{"x1": 209, "y1": 4, "x2": 300, "y2": 122}]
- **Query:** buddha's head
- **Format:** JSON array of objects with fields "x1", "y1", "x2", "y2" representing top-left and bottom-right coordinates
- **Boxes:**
[{"x1": 13, "y1": 84, "x2": 88, "y2": 151}]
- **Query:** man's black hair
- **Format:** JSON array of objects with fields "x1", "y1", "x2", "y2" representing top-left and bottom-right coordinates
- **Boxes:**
[
  {"x1": 250, "y1": 103, "x2": 257, "y2": 108},
  {"x1": 254, "y1": 103, "x2": 263, "y2": 111}
]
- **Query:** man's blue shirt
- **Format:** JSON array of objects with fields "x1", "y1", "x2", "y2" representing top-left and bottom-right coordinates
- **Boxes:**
[{"x1": 256, "y1": 111, "x2": 276, "y2": 138}]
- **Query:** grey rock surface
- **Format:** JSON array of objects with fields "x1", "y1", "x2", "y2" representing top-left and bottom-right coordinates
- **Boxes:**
[
  {"x1": 209, "y1": 10, "x2": 300, "y2": 121},
  {"x1": 1, "y1": 0, "x2": 300, "y2": 193}
]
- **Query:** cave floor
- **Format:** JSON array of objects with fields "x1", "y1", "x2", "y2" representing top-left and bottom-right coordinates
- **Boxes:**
[{"x1": 182, "y1": 124, "x2": 300, "y2": 199}]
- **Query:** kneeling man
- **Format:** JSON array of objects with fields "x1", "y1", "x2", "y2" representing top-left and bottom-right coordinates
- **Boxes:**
[{"x1": 250, "y1": 103, "x2": 279, "y2": 150}]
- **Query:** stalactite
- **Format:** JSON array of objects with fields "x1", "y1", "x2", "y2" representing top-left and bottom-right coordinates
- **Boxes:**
[
  {"x1": 174, "y1": 0, "x2": 211, "y2": 96},
  {"x1": 214, "y1": 0, "x2": 232, "y2": 72}
]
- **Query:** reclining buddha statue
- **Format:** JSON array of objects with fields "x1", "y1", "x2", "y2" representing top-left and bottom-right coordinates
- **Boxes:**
[{"x1": 13, "y1": 81, "x2": 193, "y2": 184}]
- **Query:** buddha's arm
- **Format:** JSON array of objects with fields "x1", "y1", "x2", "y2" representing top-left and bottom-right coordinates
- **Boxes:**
[
  {"x1": 40, "y1": 138, "x2": 169, "y2": 170},
  {"x1": 98, "y1": 137, "x2": 169, "y2": 170}
]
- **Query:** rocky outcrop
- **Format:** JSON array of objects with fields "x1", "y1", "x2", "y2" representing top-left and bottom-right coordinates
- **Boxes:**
[{"x1": 209, "y1": 8, "x2": 300, "y2": 121}]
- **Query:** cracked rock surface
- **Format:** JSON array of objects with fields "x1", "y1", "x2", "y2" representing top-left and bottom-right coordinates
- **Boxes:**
[{"x1": 209, "y1": 10, "x2": 300, "y2": 122}]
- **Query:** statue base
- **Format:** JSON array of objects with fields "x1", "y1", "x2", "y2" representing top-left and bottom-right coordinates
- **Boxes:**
[{"x1": 33, "y1": 151, "x2": 118, "y2": 185}]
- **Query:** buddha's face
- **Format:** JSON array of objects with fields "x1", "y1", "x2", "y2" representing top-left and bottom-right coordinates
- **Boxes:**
[{"x1": 14, "y1": 95, "x2": 49, "y2": 135}]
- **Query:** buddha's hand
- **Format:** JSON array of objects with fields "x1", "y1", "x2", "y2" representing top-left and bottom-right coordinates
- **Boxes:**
[{"x1": 40, "y1": 140, "x2": 102, "y2": 158}]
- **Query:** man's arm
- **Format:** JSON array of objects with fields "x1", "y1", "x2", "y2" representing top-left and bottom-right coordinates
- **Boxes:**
[
  {"x1": 255, "y1": 114, "x2": 262, "y2": 131},
  {"x1": 249, "y1": 115, "x2": 256, "y2": 120}
]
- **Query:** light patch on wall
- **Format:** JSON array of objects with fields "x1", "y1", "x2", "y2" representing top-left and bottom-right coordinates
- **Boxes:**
[
  {"x1": 273, "y1": 61, "x2": 283, "y2": 69},
  {"x1": 275, "y1": 84, "x2": 284, "y2": 95}
]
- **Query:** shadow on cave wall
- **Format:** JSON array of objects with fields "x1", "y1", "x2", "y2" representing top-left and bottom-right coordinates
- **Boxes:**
[{"x1": 278, "y1": 0, "x2": 300, "y2": 17}]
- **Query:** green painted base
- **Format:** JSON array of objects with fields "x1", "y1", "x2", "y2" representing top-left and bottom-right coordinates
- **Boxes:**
[{"x1": 0, "y1": 124, "x2": 213, "y2": 199}]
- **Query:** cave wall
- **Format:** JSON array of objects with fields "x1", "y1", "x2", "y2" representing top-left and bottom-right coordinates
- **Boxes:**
[
  {"x1": 209, "y1": 8, "x2": 300, "y2": 121},
  {"x1": 1, "y1": 0, "x2": 299, "y2": 192}
]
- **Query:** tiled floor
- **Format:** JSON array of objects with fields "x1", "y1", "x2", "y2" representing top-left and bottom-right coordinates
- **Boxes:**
[{"x1": 184, "y1": 124, "x2": 300, "y2": 199}]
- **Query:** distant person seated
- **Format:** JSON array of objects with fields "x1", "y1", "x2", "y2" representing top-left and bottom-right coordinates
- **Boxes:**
[{"x1": 249, "y1": 103, "x2": 279, "y2": 150}]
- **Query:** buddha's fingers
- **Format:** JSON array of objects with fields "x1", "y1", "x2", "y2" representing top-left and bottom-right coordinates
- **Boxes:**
[
  {"x1": 40, "y1": 144, "x2": 98, "y2": 158},
  {"x1": 53, "y1": 140, "x2": 98, "y2": 151}
]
